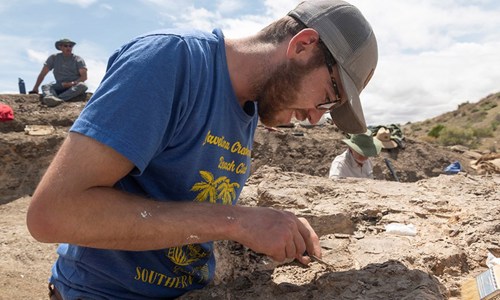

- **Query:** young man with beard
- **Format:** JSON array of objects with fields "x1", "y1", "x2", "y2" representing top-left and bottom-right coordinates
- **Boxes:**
[{"x1": 27, "y1": 0, "x2": 378, "y2": 298}]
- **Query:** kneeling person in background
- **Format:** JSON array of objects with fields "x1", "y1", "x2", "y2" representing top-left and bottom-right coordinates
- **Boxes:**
[{"x1": 329, "y1": 131, "x2": 382, "y2": 179}]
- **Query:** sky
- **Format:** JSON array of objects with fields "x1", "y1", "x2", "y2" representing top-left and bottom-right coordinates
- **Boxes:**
[{"x1": 1, "y1": 0, "x2": 499, "y2": 125}]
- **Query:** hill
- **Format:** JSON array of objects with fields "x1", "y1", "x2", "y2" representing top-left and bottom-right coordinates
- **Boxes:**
[{"x1": 403, "y1": 92, "x2": 500, "y2": 152}]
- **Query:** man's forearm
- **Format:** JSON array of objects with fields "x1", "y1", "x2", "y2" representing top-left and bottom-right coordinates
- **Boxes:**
[
  {"x1": 28, "y1": 185, "x2": 240, "y2": 251},
  {"x1": 32, "y1": 74, "x2": 45, "y2": 90}
]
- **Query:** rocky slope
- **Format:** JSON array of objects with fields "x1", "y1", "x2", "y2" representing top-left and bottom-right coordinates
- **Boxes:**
[{"x1": 0, "y1": 93, "x2": 499, "y2": 299}]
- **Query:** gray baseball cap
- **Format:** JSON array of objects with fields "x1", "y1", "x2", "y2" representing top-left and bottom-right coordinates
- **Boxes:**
[{"x1": 288, "y1": 0, "x2": 378, "y2": 134}]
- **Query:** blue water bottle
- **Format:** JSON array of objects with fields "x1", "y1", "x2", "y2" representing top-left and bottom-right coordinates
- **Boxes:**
[{"x1": 18, "y1": 78, "x2": 26, "y2": 94}]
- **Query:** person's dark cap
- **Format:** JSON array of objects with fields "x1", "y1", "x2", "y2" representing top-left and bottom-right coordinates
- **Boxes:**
[
  {"x1": 288, "y1": 0, "x2": 378, "y2": 134},
  {"x1": 55, "y1": 38, "x2": 76, "y2": 50}
]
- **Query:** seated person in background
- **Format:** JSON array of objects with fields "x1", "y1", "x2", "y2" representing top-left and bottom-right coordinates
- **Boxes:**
[
  {"x1": 329, "y1": 131, "x2": 382, "y2": 179},
  {"x1": 29, "y1": 38, "x2": 88, "y2": 107}
]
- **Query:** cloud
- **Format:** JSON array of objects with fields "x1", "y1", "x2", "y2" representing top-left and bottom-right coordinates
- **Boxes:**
[
  {"x1": 362, "y1": 40, "x2": 500, "y2": 125},
  {"x1": 347, "y1": 0, "x2": 500, "y2": 124},
  {"x1": 351, "y1": 0, "x2": 500, "y2": 52},
  {"x1": 99, "y1": 3, "x2": 112, "y2": 11},
  {"x1": 84, "y1": 59, "x2": 107, "y2": 92},
  {"x1": 262, "y1": 0, "x2": 301, "y2": 17},
  {"x1": 0, "y1": 35, "x2": 49, "y2": 92},
  {"x1": 215, "y1": 0, "x2": 245, "y2": 15},
  {"x1": 27, "y1": 49, "x2": 50, "y2": 64},
  {"x1": 58, "y1": 0, "x2": 98, "y2": 8},
  {"x1": 0, "y1": 2, "x2": 10, "y2": 13},
  {"x1": 142, "y1": 0, "x2": 302, "y2": 38}
]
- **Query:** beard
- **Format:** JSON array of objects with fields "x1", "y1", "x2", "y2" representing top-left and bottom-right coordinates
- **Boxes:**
[
  {"x1": 255, "y1": 60, "x2": 302, "y2": 126},
  {"x1": 255, "y1": 58, "x2": 321, "y2": 127},
  {"x1": 252, "y1": 42, "x2": 327, "y2": 127}
]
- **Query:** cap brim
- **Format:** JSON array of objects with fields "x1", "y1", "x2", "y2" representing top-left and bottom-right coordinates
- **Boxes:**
[{"x1": 330, "y1": 66, "x2": 367, "y2": 134}]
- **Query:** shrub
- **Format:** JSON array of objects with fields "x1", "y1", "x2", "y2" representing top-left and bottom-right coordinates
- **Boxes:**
[
  {"x1": 438, "y1": 128, "x2": 476, "y2": 148},
  {"x1": 428, "y1": 124, "x2": 445, "y2": 138},
  {"x1": 472, "y1": 127, "x2": 493, "y2": 138},
  {"x1": 468, "y1": 111, "x2": 487, "y2": 123},
  {"x1": 480, "y1": 101, "x2": 497, "y2": 111},
  {"x1": 421, "y1": 135, "x2": 437, "y2": 144},
  {"x1": 410, "y1": 123, "x2": 422, "y2": 131},
  {"x1": 492, "y1": 120, "x2": 499, "y2": 131}
]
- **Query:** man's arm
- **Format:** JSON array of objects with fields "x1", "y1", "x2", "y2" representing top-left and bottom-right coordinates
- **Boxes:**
[
  {"x1": 74, "y1": 67, "x2": 88, "y2": 84},
  {"x1": 27, "y1": 132, "x2": 321, "y2": 264},
  {"x1": 63, "y1": 68, "x2": 88, "y2": 88},
  {"x1": 29, "y1": 66, "x2": 50, "y2": 93}
]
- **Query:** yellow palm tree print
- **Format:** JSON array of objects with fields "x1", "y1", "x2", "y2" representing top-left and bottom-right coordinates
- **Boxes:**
[
  {"x1": 191, "y1": 171, "x2": 239, "y2": 204},
  {"x1": 217, "y1": 178, "x2": 240, "y2": 205},
  {"x1": 191, "y1": 171, "x2": 224, "y2": 203}
]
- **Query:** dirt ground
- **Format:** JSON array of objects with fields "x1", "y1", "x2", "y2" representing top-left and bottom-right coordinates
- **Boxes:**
[{"x1": 1, "y1": 94, "x2": 499, "y2": 299}]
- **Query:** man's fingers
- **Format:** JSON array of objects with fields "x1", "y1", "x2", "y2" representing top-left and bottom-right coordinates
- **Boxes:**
[
  {"x1": 292, "y1": 225, "x2": 307, "y2": 259},
  {"x1": 239, "y1": 208, "x2": 320, "y2": 265},
  {"x1": 285, "y1": 239, "x2": 297, "y2": 260},
  {"x1": 297, "y1": 217, "x2": 321, "y2": 258}
]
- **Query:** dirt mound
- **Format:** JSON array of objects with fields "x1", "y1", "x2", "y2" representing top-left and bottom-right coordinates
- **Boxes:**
[
  {"x1": 0, "y1": 93, "x2": 89, "y2": 203},
  {"x1": 251, "y1": 123, "x2": 478, "y2": 182},
  {"x1": 1, "y1": 94, "x2": 499, "y2": 299}
]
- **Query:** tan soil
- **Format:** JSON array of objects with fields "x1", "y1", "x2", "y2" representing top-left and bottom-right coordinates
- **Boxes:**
[{"x1": 1, "y1": 94, "x2": 499, "y2": 299}]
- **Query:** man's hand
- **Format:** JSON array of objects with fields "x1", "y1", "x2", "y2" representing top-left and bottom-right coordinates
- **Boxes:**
[
  {"x1": 62, "y1": 81, "x2": 75, "y2": 88},
  {"x1": 233, "y1": 206, "x2": 321, "y2": 265}
]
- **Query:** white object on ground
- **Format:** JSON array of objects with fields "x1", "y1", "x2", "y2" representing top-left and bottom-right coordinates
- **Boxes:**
[
  {"x1": 486, "y1": 251, "x2": 500, "y2": 268},
  {"x1": 385, "y1": 223, "x2": 417, "y2": 236}
]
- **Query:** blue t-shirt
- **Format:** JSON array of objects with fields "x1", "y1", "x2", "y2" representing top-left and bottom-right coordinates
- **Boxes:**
[{"x1": 51, "y1": 28, "x2": 258, "y2": 299}]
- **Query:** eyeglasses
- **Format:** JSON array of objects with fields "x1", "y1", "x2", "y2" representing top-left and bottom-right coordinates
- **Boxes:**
[
  {"x1": 316, "y1": 41, "x2": 342, "y2": 111},
  {"x1": 62, "y1": 44, "x2": 73, "y2": 48}
]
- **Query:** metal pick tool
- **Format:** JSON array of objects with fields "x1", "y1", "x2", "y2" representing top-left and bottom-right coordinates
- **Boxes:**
[{"x1": 309, "y1": 255, "x2": 336, "y2": 271}]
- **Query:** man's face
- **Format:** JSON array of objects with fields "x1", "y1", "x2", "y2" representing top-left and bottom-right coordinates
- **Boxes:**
[
  {"x1": 60, "y1": 44, "x2": 73, "y2": 55},
  {"x1": 255, "y1": 49, "x2": 345, "y2": 127},
  {"x1": 350, "y1": 147, "x2": 369, "y2": 164}
]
